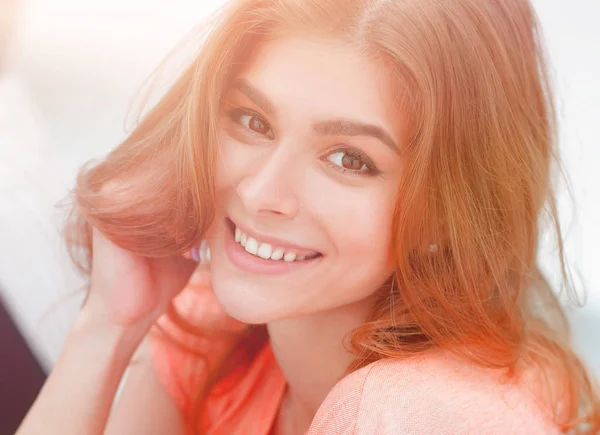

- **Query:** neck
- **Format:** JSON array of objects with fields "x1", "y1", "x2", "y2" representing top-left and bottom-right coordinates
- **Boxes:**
[{"x1": 266, "y1": 294, "x2": 378, "y2": 433}]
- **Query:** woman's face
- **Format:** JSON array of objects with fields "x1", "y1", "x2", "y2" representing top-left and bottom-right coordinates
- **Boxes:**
[{"x1": 207, "y1": 35, "x2": 404, "y2": 323}]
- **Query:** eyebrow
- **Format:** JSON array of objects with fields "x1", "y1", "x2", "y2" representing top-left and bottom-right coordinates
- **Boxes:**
[
  {"x1": 231, "y1": 78, "x2": 400, "y2": 154},
  {"x1": 313, "y1": 119, "x2": 399, "y2": 154},
  {"x1": 232, "y1": 78, "x2": 275, "y2": 115}
]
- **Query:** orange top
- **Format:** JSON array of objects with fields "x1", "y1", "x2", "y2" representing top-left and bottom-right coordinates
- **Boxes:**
[{"x1": 150, "y1": 279, "x2": 565, "y2": 434}]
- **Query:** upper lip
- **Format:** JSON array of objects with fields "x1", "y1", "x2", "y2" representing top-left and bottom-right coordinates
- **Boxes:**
[{"x1": 228, "y1": 217, "x2": 322, "y2": 256}]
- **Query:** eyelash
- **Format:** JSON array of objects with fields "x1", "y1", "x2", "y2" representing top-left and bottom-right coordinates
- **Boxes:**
[{"x1": 225, "y1": 107, "x2": 380, "y2": 177}]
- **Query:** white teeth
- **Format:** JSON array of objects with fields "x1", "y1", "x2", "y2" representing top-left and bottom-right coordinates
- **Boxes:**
[
  {"x1": 245, "y1": 237, "x2": 258, "y2": 255},
  {"x1": 233, "y1": 224, "x2": 316, "y2": 262},
  {"x1": 257, "y1": 243, "x2": 273, "y2": 259},
  {"x1": 270, "y1": 248, "x2": 284, "y2": 261}
]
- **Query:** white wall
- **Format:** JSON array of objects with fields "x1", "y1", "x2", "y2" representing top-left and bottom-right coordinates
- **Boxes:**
[
  {"x1": 0, "y1": 0, "x2": 598, "y2": 375},
  {"x1": 0, "y1": 0, "x2": 227, "y2": 371},
  {"x1": 532, "y1": 1, "x2": 600, "y2": 371}
]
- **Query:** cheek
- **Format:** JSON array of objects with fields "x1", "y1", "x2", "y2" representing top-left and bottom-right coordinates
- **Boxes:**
[
  {"x1": 318, "y1": 188, "x2": 395, "y2": 302},
  {"x1": 342, "y1": 204, "x2": 394, "y2": 268},
  {"x1": 309, "y1": 181, "x2": 396, "y2": 266},
  {"x1": 215, "y1": 133, "x2": 260, "y2": 191},
  {"x1": 215, "y1": 135, "x2": 237, "y2": 191}
]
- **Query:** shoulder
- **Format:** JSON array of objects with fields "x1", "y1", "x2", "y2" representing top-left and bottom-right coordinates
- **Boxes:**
[{"x1": 309, "y1": 349, "x2": 561, "y2": 435}]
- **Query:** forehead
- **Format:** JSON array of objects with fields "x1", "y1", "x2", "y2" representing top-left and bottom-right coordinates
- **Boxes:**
[{"x1": 234, "y1": 34, "x2": 403, "y2": 137}]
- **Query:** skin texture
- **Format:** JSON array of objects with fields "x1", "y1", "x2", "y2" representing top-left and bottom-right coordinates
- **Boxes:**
[
  {"x1": 16, "y1": 229, "x2": 196, "y2": 435},
  {"x1": 205, "y1": 35, "x2": 405, "y2": 433}
]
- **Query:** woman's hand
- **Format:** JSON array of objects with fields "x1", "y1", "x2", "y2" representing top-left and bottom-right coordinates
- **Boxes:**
[
  {"x1": 16, "y1": 228, "x2": 201, "y2": 435},
  {"x1": 83, "y1": 226, "x2": 199, "y2": 332}
]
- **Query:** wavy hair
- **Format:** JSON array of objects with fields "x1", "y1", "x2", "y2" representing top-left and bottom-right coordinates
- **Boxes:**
[{"x1": 64, "y1": 0, "x2": 600, "y2": 432}]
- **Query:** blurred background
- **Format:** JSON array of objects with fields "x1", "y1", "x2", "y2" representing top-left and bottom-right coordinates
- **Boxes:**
[{"x1": 0, "y1": 0, "x2": 598, "y2": 431}]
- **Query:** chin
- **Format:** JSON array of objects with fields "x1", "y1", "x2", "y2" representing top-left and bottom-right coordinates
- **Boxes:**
[{"x1": 210, "y1": 280, "x2": 279, "y2": 325}]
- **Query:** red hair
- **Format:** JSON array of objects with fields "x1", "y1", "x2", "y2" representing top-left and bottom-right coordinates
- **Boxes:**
[{"x1": 64, "y1": 0, "x2": 600, "y2": 432}]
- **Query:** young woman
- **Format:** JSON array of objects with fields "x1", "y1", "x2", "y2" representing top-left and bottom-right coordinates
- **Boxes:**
[{"x1": 17, "y1": 0, "x2": 600, "y2": 434}]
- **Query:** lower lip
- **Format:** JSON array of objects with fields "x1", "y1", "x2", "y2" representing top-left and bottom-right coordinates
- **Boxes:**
[{"x1": 223, "y1": 219, "x2": 322, "y2": 276}]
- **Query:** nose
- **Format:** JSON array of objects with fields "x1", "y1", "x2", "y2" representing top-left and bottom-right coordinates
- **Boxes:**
[{"x1": 237, "y1": 146, "x2": 301, "y2": 219}]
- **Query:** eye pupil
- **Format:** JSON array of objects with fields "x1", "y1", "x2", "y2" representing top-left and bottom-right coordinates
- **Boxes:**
[
  {"x1": 250, "y1": 117, "x2": 269, "y2": 134},
  {"x1": 342, "y1": 154, "x2": 363, "y2": 170}
]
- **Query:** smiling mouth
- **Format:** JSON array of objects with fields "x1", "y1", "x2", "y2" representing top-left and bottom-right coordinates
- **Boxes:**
[{"x1": 225, "y1": 218, "x2": 322, "y2": 263}]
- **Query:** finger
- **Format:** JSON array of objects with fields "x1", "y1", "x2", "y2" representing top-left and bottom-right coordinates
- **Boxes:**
[{"x1": 91, "y1": 227, "x2": 146, "y2": 293}]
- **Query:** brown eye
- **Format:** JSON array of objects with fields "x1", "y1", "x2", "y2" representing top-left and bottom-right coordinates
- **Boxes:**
[
  {"x1": 249, "y1": 117, "x2": 268, "y2": 134},
  {"x1": 240, "y1": 113, "x2": 273, "y2": 138},
  {"x1": 327, "y1": 150, "x2": 369, "y2": 173},
  {"x1": 341, "y1": 154, "x2": 364, "y2": 170}
]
